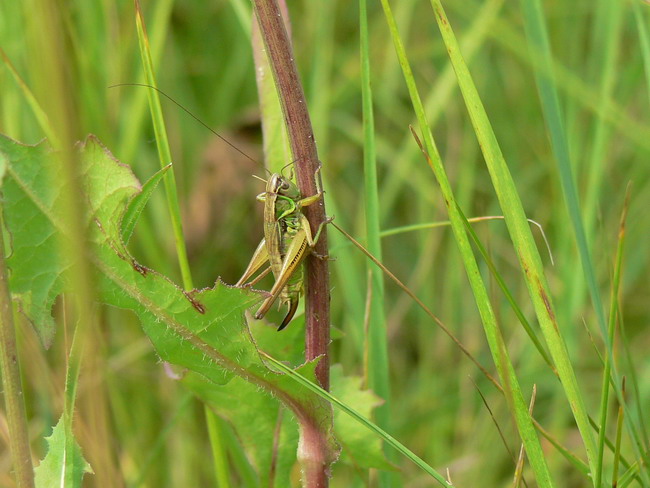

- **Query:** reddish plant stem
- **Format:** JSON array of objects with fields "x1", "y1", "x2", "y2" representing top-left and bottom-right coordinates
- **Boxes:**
[
  {"x1": 251, "y1": 0, "x2": 330, "y2": 391},
  {"x1": 298, "y1": 420, "x2": 331, "y2": 488},
  {"x1": 251, "y1": 2, "x2": 332, "y2": 486}
]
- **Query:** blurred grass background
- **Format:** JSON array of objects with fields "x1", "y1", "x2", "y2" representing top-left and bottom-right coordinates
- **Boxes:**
[{"x1": 1, "y1": 0, "x2": 649, "y2": 486}]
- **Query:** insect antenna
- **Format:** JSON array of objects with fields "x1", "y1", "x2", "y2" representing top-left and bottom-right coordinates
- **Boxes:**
[
  {"x1": 251, "y1": 174, "x2": 268, "y2": 184},
  {"x1": 280, "y1": 158, "x2": 299, "y2": 180},
  {"x1": 109, "y1": 82, "x2": 267, "y2": 173}
]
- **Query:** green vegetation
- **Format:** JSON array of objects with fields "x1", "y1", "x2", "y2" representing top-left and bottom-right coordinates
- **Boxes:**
[{"x1": 1, "y1": 0, "x2": 648, "y2": 487}]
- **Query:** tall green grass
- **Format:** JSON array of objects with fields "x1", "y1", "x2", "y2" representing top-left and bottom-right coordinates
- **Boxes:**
[{"x1": 1, "y1": 0, "x2": 649, "y2": 486}]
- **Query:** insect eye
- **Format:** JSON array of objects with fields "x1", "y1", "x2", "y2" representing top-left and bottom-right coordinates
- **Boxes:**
[{"x1": 280, "y1": 181, "x2": 291, "y2": 191}]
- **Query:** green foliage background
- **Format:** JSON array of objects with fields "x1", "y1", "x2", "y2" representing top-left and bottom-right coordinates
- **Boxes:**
[{"x1": 1, "y1": 0, "x2": 649, "y2": 486}]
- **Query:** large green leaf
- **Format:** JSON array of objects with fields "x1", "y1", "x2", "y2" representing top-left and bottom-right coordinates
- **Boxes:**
[
  {"x1": 0, "y1": 134, "x2": 336, "y2": 459},
  {"x1": 1, "y1": 138, "x2": 71, "y2": 347}
]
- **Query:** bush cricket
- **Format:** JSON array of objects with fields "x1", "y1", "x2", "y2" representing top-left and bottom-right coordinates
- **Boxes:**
[
  {"x1": 112, "y1": 84, "x2": 330, "y2": 330},
  {"x1": 236, "y1": 170, "x2": 330, "y2": 330}
]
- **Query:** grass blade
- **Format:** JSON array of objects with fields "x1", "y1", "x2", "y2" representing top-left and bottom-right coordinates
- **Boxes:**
[
  {"x1": 359, "y1": 0, "x2": 394, "y2": 485},
  {"x1": 518, "y1": 1, "x2": 649, "y2": 482},
  {"x1": 427, "y1": 0, "x2": 604, "y2": 479},
  {"x1": 261, "y1": 352, "x2": 454, "y2": 487},
  {"x1": 134, "y1": 0, "x2": 193, "y2": 290},
  {"x1": 379, "y1": 1, "x2": 556, "y2": 485}
]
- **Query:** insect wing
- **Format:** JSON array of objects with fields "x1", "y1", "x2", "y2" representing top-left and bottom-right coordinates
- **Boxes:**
[
  {"x1": 235, "y1": 238, "x2": 269, "y2": 286},
  {"x1": 254, "y1": 226, "x2": 309, "y2": 320}
]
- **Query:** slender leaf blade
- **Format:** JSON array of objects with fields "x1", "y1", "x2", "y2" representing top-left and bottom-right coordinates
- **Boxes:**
[{"x1": 34, "y1": 416, "x2": 93, "y2": 488}]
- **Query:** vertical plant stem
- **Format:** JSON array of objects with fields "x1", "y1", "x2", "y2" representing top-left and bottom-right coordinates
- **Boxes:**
[
  {"x1": 612, "y1": 378, "x2": 625, "y2": 486},
  {"x1": 251, "y1": 1, "x2": 331, "y2": 486},
  {"x1": 206, "y1": 410, "x2": 232, "y2": 488},
  {"x1": 596, "y1": 188, "x2": 630, "y2": 486},
  {"x1": 0, "y1": 216, "x2": 34, "y2": 488},
  {"x1": 251, "y1": 0, "x2": 330, "y2": 389}
]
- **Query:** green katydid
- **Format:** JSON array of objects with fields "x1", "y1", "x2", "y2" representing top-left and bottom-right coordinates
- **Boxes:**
[
  {"x1": 110, "y1": 84, "x2": 331, "y2": 331},
  {"x1": 236, "y1": 169, "x2": 330, "y2": 330}
]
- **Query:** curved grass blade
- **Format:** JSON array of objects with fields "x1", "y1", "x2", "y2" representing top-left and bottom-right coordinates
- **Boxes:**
[
  {"x1": 261, "y1": 351, "x2": 454, "y2": 487},
  {"x1": 121, "y1": 163, "x2": 171, "y2": 244},
  {"x1": 134, "y1": 0, "x2": 193, "y2": 290}
]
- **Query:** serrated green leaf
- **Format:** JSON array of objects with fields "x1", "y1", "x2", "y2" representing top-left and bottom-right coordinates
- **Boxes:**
[
  {"x1": 0, "y1": 133, "x2": 336, "y2": 459},
  {"x1": 34, "y1": 416, "x2": 93, "y2": 488},
  {"x1": 0, "y1": 137, "x2": 72, "y2": 347}
]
